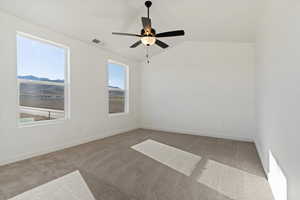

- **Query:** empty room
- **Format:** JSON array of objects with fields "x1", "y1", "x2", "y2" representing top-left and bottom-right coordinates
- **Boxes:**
[{"x1": 0, "y1": 0, "x2": 298, "y2": 199}]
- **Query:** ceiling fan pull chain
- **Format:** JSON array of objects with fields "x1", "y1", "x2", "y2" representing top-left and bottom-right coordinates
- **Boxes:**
[{"x1": 146, "y1": 46, "x2": 150, "y2": 64}]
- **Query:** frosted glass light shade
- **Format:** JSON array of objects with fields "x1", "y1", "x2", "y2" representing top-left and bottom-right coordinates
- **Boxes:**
[{"x1": 141, "y1": 36, "x2": 156, "y2": 46}]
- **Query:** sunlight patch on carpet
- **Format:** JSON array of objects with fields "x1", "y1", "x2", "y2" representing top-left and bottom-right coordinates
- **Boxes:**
[
  {"x1": 197, "y1": 159, "x2": 273, "y2": 200},
  {"x1": 9, "y1": 171, "x2": 95, "y2": 200},
  {"x1": 131, "y1": 139, "x2": 201, "y2": 176}
]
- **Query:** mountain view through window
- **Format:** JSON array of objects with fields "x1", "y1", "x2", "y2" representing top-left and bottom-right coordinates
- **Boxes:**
[
  {"x1": 17, "y1": 34, "x2": 67, "y2": 124},
  {"x1": 108, "y1": 62, "x2": 127, "y2": 114}
]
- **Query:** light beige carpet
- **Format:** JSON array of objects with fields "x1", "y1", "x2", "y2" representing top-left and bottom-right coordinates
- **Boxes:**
[
  {"x1": 0, "y1": 129, "x2": 274, "y2": 200},
  {"x1": 132, "y1": 139, "x2": 202, "y2": 176},
  {"x1": 9, "y1": 171, "x2": 95, "y2": 200}
]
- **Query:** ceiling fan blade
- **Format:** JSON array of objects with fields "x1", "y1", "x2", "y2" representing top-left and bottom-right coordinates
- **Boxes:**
[
  {"x1": 156, "y1": 30, "x2": 185, "y2": 38},
  {"x1": 130, "y1": 40, "x2": 142, "y2": 48},
  {"x1": 141, "y1": 17, "x2": 151, "y2": 29},
  {"x1": 112, "y1": 32, "x2": 141, "y2": 37},
  {"x1": 155, "y1": 39, "x2": 169, "y2": 49}
]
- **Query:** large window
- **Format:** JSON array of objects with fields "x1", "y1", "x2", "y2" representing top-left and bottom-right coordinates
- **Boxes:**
[
  {"x1": 108, "y1": 61, "x2": 128, "y2": 114},
  {"x1": 17, "y1": 33, "x2": 69, "y2": 125}
]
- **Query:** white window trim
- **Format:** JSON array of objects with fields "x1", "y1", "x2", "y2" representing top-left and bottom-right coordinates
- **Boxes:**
[
  {"x1": 18, "y1": 79, "x2": 65, "y2": 86},
  {"x1": 107, "y1": 59, "x2": 129, "y2": 116},
  {"x1": 16, "y1": 32, "x2": 70, "y2": 127}
]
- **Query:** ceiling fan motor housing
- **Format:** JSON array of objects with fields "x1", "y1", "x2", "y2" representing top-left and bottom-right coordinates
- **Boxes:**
[{"x1": 141, "y1": 28, "x2": 156, "y2": 37}]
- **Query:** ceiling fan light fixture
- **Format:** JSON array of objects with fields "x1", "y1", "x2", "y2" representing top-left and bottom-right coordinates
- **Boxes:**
[
  {"x1": 141, "y1": 36, "x2": 156, "y2": 46},
  {"x1": 112, "y1": 0, "x2": 185, "y2": 50}
]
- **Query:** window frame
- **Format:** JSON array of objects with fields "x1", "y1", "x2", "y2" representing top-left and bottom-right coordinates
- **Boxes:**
[
  {"x1": 107, "y1": 59, "x2": 129, "y2": 116},
  {"x1": 16, "y1": 32, "x2": 70, "y2": 127}
]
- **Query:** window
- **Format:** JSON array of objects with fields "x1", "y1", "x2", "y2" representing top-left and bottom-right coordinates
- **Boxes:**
[
  {"x1": 17, "y1": 33, "x2": 69, "y2": 125},
  {"x1": 108, "y1": 61, "x2": 128, "y2": 114}
]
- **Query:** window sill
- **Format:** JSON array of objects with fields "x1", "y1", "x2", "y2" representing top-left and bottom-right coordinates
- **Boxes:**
[
  {"x1": 18, "y1": 118, "x2": 67, "y2": 128},
  {"x1": 108, "y1": 112, "x2": 129, "y2": 117}
]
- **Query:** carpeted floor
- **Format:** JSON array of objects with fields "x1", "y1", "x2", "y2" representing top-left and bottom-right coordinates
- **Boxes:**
[{"x1": 0, "y1": 129, "x2": 274, "y2": 200}]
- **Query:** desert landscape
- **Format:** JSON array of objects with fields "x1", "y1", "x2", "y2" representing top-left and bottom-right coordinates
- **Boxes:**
[{"x1": 18, "y1": 75, "x2": 125, "y2": 122}]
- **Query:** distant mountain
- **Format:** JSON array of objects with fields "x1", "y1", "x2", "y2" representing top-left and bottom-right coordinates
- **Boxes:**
[
  {"x1": 18, "y1": 75, "x2": 64, "y2": 83},
  {"x1": 18, "y1": 75, "x2": 123, "y2": 89},
  {"x1": 108, "y1": 86, "x2": 122, "y2": 90}
]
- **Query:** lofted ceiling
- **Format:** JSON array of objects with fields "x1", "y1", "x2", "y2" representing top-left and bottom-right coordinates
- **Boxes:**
[{"x1": 0, "y1": 0, "x2": 264, "y2": 61}]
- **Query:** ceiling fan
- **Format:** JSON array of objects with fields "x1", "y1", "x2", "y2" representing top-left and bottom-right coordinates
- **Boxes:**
[{"x1": 112, "y1": 0, "x2": 185, "y2": 49}]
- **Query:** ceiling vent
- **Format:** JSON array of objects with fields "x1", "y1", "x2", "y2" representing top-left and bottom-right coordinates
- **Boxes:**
[{"x1": 92, "y1": 39, "x2": 101, "y2": 44}]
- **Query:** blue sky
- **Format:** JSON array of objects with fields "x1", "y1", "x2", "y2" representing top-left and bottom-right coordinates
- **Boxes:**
[
  {"x1": 17, "y1": 35, "x2": 65, "y2": 80},
  {"x1": 108, "y1": 63, "x2": 126, "y2": 89},
  {"x1": 17, "y1": 35, "x2": 125, "y2": 89}
]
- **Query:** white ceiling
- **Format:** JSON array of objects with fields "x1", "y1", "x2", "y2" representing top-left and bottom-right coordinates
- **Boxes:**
[{"x1": 0, "y1": 0, "x2": 265, "y2": 61}]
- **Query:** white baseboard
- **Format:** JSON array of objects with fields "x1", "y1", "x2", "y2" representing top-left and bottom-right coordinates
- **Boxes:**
[
  {"x1": 254, "y1": 137, "x2": 269, "y2": 177},
  {"x1": 0, "y1": 127, "x2": 138, "y2": 166},
  {"x1": 0, "y1": 126, "x2": 254, "y2": 166},
  {"x1": 140, "y1": 126, "x2": 254, "y2": 142}
]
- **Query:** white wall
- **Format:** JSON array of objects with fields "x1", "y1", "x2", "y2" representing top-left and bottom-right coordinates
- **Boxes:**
[
  {"x1": 0, "y1": 11, "x2": 140, "y2": 165},
  {"x1": 256, "y1": 0, "x2": 300, "y2": 199},
  {"x1": 140, "y1": 42, "x2": 256, "y2": 141}
]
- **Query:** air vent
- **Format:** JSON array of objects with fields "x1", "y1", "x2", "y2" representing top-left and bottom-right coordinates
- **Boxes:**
[{"x1": 92, "y1": 39, "x2": 101, "y2": 44}]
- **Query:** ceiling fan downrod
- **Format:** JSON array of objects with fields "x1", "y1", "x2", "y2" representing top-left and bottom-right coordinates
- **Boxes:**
[{"x1": 145, "y1": 1, "x2": 152, "y2": 19}]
